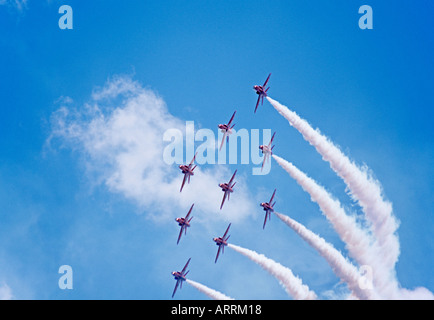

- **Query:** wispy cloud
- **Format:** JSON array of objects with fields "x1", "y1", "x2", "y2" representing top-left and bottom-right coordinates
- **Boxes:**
[
  {"x1": 48, "y1": 75, "x2": 255, "y2": 224},
  {"x1": 0, "y1": 0, "x2": 28, "y2": 11},
  {"x1": 0, "y1": 283, "x2": 13, "y2": 300}
]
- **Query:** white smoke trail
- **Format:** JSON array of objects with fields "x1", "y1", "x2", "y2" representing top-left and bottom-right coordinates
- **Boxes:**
[
  {"x1": 228, "y1": 243, "x2": 316, "y2": 300},
  {"x1": 272, "y1": 154, "x2": 374, "y2": 260},
  {"x1": 186, "y1": 279, "x2": 234, "y2": 300},
  {"x1": 272, "y1": 154, "x2": 393, "y2": 297},
  {"x1": 274, "y1": 212, "x2": 378, "y2": 300},
  {"x1": 267, "y1": 96, "x2": 400, "y2": 273}
]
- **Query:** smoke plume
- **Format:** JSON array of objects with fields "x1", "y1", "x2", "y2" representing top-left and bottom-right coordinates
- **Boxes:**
[
  {"x1": 228, "y1": 243, "x2": 317, "y2": 300},
  {"x1": 267, "y1": 96, "x2": 400, "y2": 273},
  {"x1": 186, "y1": 279, "x2": 234, "y2": 300},
  {"x1": 274, "y1": 212, "x2": 378, "y2": 300}
]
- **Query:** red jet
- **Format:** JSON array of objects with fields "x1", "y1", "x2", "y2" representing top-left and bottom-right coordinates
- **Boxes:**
[
  {"x1": 175, "y1": 204, "x2": 194, "y2": 244},
  {"x1": 179, "y1": 152, "x2": 198, "y2": 192},
  {"x1": 260, "y1": 189, "x2": 276, "y2": 229},
  {"x1": 213, "y1": 223, "x2": 231, "y2": 263},
  {"x1": 259, "y1": 132, "x2": 275, "y2": 171},
  {"x1": 218, "y1": 111, "x2": 236, "y2": 151},
  {"x1": 253, "y1": 73, "x2": 271, "y2": 113},
  {"x1": 219, "y1": 170, "x2": 237, "y2": 210},
  {"x1": 171, "y1": 257, "x2": 191, "y2": 298}
]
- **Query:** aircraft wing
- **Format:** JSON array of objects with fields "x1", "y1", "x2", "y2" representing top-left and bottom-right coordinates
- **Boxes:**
[
  {"x1": 268, "y1": 132, "x2": 276, "y2": 148},
  {"x1": 269, "y1": 189, "x2": 276, "y2": 204},
  {"x1": 261, "y1": 153, "x2": 269, "y2": 171},
  {"x1": 263, "y1": 73, "x2": 271, "y2": 87},
  {"x1": 262, "y1": 210, "x2": 270, "y2": 229},
  {"x1": 227, "y1": 111, "x2": 236, "y2": 127},
  {"x1": 254, "y1": 95, "x2": 261, "y2": 113},
  {"x1": 185, "y1": 204, "x2": 194, "y2": 219},
  {"x1": 215, "y1": 245, "x2": 223, "y2": 263},
  {"x1": 228, "y1": 170, "x2": 237, "y2": 184},
  {"x1": 222, "y1": 223, "x2": 231, "y2": 239},
  {"x1": 172, "y1": 279, "x2": 181, "y2": 298},
  {"x1": 180, "y1": 174, "x2": 188, "y2": 192},
  {"x1": 220, "y1": 191, "x2": 228, "y2": 210},
  {"x1": 181, "y1": 258, "x2": 191, "y2": 274},
  {"x1": 177, "y1": 226, "x2": 184, "y2": 244},
  {"x1": 263, "y1": 211, "x2": 269, "y2": 229},
  {"x1": 189, "y1": 152, "x2": 198, "y2": 167},
  {"x1": 219, "y1": 131, "x2": 228, "y2": 151}
]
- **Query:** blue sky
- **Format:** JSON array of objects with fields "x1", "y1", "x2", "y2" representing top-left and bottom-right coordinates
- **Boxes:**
[{"x1": 0, "y1": 0, "x2": 433, "y2": 299}]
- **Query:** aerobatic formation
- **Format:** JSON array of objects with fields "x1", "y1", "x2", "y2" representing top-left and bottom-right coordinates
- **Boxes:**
[
  {"x1": 170, "y1": 74, "x2": 433, "y2": 300},
  {"x1": 171, "y1": 74, "x2": 279, "y2": 298}
]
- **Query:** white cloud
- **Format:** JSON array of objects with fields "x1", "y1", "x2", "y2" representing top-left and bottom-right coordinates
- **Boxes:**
[
  {"x1": 49, "y1": 75, "x2": 255, "y2": 224},
  {"x1": 0, "y1": 283, "x2": 13, "y2": 300},
  {"x1": 0, "y1": 0, "x2": 28, "y2": 11}
]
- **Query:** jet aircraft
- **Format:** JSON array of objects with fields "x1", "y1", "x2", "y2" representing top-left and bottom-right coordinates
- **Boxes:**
[
  {"x1": 218, "y1": 111, "x2": 236, "y2": 151},
  {"x1": 260, "y1": 189, "x2": 276, "y2": 229},
  {"x1": 171, "y1": 257, "x2": 191, "y2": 298},
  {"x1": 175, "y1": 204, "x2": 194, "y2": 244},
  {"x1": 179, "y1": 152, "x2": 198, "y2": 192},
  {"x1": 253, "y1": 73, "x2": 271, "y2": 113},
  {"x1": 259, "y1": 132, "x2": 276, "y2": 171},
  {"x1": 213, "y1": 224, "x2": 231, "y2": 263},
  {"x1": 218, "y1": 170, "x2": 237, "y2": 210}
]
